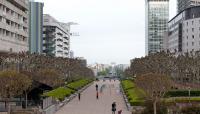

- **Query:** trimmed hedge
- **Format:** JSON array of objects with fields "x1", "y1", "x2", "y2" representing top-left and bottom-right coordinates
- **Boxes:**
[
  {"x1": 67, "y1": 79, "x2": 92, "y2": 90},
  {"x1": 165, "y1": 90, "x2": 200, "y2": 97},
  {"x1": 43, "y1": 79, "x2": 93, "y2": 101},
  {"x1": 121, "y1": 80, "x2": 145, "y2": 106},
  {"x1": 43, "y1": 87, "x2": 75, "y2": 101}
]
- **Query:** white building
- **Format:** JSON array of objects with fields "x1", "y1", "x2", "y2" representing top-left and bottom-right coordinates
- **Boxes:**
[
  {"x1": 43, "y1": 14, "x2": 70, "y2": 58},
  {"x1": 0, "y1": 0, "x2": 29, "y2": 53},
  {"x1": 165, "y1": 6, "x2": 200, "y2": 54}
]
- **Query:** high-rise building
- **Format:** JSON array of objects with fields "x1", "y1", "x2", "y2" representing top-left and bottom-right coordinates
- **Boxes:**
[
  {"x1": 0, "y1": 0, "x2": 29, "y2": 52},
  {"x1": 43, "y1": 14, "x2": 70, "y2": 58},
  {"x1": 29, "y1": 1, "x2": 44, "y2": 54},
  {"x1": 145, "y1": 0, "x2": 169, "y2": 55},
  {"x1": 177, "y1": 0, "x2": 200, "y2": 13}
]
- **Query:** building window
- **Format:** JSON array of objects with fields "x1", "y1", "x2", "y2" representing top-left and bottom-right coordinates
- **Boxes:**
[
  {"x1": 192, "y1": 28, "x2": 194, "y2": 32},
  {"x1": 192, "y1": 21, "x2": 194, "y2": 25},
  {"x1": 187, "y1": 36, "x2": 188, "y2": 39},
  {"x1": 192, "y1": 42, "x2": 194, "y2": 46},
  {"x1": 192, "y1": 35, "x2": 194, "y2": 39},
  {"x1": 187, "y1": 29, "x2": 188, "y2": 33}
]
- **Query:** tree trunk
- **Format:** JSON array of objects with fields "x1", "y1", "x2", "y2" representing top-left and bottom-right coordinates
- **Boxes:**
[
  {"x1": 153, "y1": 100, "x2": 157, "y2": 114},
  {"x1": 25, "y1": 91, "x2": 27, "y2": 109}
]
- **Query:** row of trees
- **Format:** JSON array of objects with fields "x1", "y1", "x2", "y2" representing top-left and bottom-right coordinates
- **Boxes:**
[
  {"x1": 124, "y1": 51, "x2": 200, "y2": 114},
  {"x1": 0, "y1": 52, "x2": 94, "y2": 108},
  {"x1": 126, "y1": 51, "x2": 200, "y2": 86}
]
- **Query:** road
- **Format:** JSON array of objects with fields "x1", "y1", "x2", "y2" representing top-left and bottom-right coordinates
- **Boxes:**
[{"x1": 55, "y1": 80, "x2": 131, "y2": 114}]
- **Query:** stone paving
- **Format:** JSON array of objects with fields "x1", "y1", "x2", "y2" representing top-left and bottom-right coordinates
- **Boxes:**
[{"x1": 55, "y1": 80, "x2": 132, "y2": 114}]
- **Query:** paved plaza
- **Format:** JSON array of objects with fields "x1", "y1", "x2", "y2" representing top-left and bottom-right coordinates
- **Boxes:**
[{"x1": 55, "y1": 80, "x2": 131, "y2": 114}]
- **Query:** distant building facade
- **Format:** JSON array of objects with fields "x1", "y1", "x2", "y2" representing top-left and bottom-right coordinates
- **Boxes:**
[
  {"x1": 0, "y1": 0, "x2": 29, "y2": 52},
  {"x1": 145, "y1": 0, "x2": 169, "y2": 55},
  {"x1": 43, "y1": 14, "x2": 70, "y2": 58},
  {"x1": 177, "y1": 0, "x2": 200, "y2": 13},
  {"x1": 165, "y1": 6, "x2": 200, "y2": 54},
  {"x1": 29, "y1": 1, "x2": 44, "y2": 54}
]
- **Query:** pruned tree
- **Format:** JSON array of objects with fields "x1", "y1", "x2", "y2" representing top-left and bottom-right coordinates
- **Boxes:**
[
  {"x1": 0, "y1": 70, "x2": 32, "y2": 109},
  {"x1": 135, "y1": 73, "x2": 172, "y2": 114}
]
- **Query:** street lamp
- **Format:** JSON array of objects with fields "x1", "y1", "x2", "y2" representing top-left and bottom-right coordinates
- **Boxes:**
[{"x1": 188, "y1": 87, "x2": 191, "y2": 103}]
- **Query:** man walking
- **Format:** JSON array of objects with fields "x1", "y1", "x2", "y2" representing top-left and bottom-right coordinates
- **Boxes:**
[
  {"x1": 78, "y1": 92, "x2": 81, "y2": 101},
  {"x1": 96, "y1": 84, "x2": 98, "y2": 91},
  {"x1": 112, "y1": 102, "x2": 116, "y2": 114}
]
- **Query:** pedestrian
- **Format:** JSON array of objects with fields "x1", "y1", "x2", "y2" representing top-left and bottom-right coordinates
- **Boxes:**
[
  {"x1": 112, "y1": 102, "x2": 116, "y2": 114},
  {"x1": 96, "y1": 84, "x2": 98, "y2": 91},
  {"x1": 96, "y1": 91, "x2": 99, "y2": 99},
  {"x1": 78, "y1": 92, "x2": 81, "y2": 101}
]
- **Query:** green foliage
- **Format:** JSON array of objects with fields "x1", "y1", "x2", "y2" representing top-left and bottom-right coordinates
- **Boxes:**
[
  {"x1": 43, "y1": 87, "x2": 75, "y2": 101},
  {"x1": 67, "y1": 79, "x2": 92, "y2": 90},
  {"x1": 121, "y1": 80, "x2": 135, "y2": 90},
  {"x1": 165, "y1": 90, "x2": 200, "y2": 97},
  {"x1": 43, "y1": 79, "x2": 92, "y2": 101},
  {"x1": 121, "y1": 80, "x2": 145, "y2": 106},
  {"x1": 165, "y1": 97, "x2": 200, "y2": 103}
]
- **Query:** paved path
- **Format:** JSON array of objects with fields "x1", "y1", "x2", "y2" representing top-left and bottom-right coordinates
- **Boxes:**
[{"x1": 55, "y1": 80, "x2": 132, "y2": 114}]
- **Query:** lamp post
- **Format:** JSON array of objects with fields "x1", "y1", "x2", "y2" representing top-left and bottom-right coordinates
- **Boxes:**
[{"x1": 188, "y1": 87, "x2": 191, "y2": 103}]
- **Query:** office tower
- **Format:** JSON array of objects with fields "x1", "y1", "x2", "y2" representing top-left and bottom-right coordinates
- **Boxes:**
[
  {"x1": 145, "y1": 0, "x2": 169, "y2": 55},
  {"x1": 29, "y1": 1, "x2": 44, "y2": 54},
  {"x1": 177, "y1": 0, "x2": 200, "y2": 13}
]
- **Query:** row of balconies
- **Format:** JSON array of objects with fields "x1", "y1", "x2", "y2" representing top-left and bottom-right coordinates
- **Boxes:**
[
  {"x1": 0, "y1": 21, "x2": 28, "y2": 37},
  {"x1": 0, "y1": 0, "x2": 28, "y2": 18}
]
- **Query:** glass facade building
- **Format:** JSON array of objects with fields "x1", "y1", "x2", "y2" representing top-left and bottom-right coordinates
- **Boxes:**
[
  {"x1": 29, "y1": 1, "x2": 44, "y2": 54},
  {"x1": 177, "y1": 0, "x2": 200, "y2": 13},
  {"x1": 145, "y1": 0, "x2": 169, "y2": 55}
]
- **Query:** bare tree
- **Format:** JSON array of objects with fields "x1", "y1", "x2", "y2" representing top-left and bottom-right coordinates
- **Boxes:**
[{"x1": 135, "y1": 73, "x2": 172, "y2": 114}]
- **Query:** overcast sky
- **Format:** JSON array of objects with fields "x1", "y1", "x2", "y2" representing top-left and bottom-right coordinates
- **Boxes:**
[{"x1": 36, "y1": 0, "x2": 177, "y2": 64}]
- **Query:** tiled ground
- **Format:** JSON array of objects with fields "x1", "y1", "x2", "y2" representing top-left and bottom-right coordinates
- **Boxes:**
[{"x1": 55, "y1": 80, "x2": 131, "y2": 114}]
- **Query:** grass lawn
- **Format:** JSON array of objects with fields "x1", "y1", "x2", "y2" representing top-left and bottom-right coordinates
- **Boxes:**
[
  {"x1": 121, "y1": 80, "x2": 146, "y2": 106},
  {"x1": 43, "y1": 87, "x2": 75, "y2": 101},
  {"x1": 67, "y1": 79, "x2": 92, "y2": 90},
  {"x1": 43, "y1": 79, "x2": 92, "y2": 101}
]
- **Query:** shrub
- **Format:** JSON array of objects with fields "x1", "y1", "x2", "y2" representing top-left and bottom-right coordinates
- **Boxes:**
[
  {"x1": 181, "y1": 105, "x2": 200, "y2": 114},
  {"x1": 165, "y1": 90, "x2": 200, "y2": 97}
]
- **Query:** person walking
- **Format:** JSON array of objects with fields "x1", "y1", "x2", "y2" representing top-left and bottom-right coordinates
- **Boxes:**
[
  {"x1": 95, "y1": 84, "x2": 98, "y2": 91},
  {"x1": 78, "y1": 92, "x2": 81, "y2": 101},
  {"x1": 112, "y1": 102, "x2": 116, "y2": 114},
  {"x1": 96, "y1": 91, "x2": 99, "y2": 99}
]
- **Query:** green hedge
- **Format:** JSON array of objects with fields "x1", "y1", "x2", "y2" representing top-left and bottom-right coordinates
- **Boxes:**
[
  {"x1": 43, "y1": 79, "x2": 92, "y2": 101},
  {"x1": 165, "y1": 97, "x2": 200, "y2": 103},
  {"x1": 67, "y1": 79, "x2": 92, "y2": 90},
  {"x1": 43, "y1": 87, "x2": 75, "y2": 101},
  {"x1": 165, "y1": 90, "x2": 200, "y2": 97},
  {"x1": 121, "y1": 80, "x2": 145, "y2": 106}
]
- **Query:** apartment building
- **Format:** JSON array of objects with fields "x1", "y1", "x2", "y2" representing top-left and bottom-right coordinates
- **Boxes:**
[
  {"x1": 0, "y1": 0, "x2": 29, "y2": 52},
  {"x1": 43, "y1": 14, "x2": 70, "y2": 58}
]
